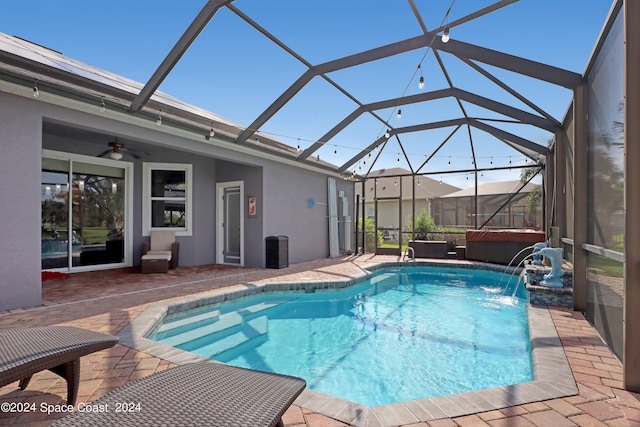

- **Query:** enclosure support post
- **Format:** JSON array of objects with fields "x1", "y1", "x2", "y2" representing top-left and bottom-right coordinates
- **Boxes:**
[
  {"x1": 572, "y1": 82, "x2": 588, "y2": 312},
  {"x1": 624, "y1": 0, "x2": 640, "y2": 392}
]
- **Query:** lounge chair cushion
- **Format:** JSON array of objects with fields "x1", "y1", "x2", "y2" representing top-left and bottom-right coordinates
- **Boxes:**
[
  {"x1": 52, "y1": 361, "x2": 306, "y2": 427},
  {"x1": 149, "y1": 230, "x2": 175, "y2": 252}
]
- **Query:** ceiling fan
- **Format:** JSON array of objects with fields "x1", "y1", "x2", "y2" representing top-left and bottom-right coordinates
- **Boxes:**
[{"x1": 97, "y1": 138, "x2": 142, "y2": 160}]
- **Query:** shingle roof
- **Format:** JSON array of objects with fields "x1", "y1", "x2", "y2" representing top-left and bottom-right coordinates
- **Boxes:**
[
  {"x1": 440, "y1": 180, "x2": 538, "y2": 198},
  {"x1": 355, "y1": 168, "x2": 461, "y2": 200}
]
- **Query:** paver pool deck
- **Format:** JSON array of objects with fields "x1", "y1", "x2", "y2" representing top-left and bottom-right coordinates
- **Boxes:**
[{"x1": 1, "y1": 254, "x2": 638, "y2": 426}]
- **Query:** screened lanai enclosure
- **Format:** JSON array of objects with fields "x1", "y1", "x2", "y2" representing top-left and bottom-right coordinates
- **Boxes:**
[
  {"x1": 194, "y1": 1, "x2": 575, "y2": 257},
  {"x1": 1, "y1": 0, "x2": 640, "y2": 395}
]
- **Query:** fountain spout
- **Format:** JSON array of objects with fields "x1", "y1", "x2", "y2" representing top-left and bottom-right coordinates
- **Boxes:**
[
  {"x1": 531, "y1": 241, "x2": 549, "y2": 266},
  {"x1": 536, "y1": 247, "x2": 564, "y2": 288}
]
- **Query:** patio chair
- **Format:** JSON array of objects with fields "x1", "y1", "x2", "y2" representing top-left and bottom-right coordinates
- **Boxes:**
[
  {"x1": 0, "y1": 326, "x2": 119, "y2": 405},
  {"x1": 141, "y1": 230, "x2": 179, "y2": 273},
  {"x1": 52, "y1": 361, "x2": 306, "y2": 427}
]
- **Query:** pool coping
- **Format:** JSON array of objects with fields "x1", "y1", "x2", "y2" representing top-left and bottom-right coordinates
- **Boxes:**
[{"x1": 116, "y1": 261, "x2": 578, "y2": 427}]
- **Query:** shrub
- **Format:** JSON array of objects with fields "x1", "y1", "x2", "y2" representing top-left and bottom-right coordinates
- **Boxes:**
[
  {"x1": 358, "y1": 217, "x2": 383, "y2": 252},
  {"x1": 407, "y1": 210, "x2": 438, "y2": 240}
]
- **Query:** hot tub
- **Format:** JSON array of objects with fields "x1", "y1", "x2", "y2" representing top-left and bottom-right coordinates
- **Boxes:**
[{"x1": 465, "y1": 229, "x2": 546, "y2": 265}]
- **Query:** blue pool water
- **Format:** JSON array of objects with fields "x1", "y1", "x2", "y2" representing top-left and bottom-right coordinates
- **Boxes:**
[{"x1": 152, "y1": 266, "x2": 532, "y2": 407}]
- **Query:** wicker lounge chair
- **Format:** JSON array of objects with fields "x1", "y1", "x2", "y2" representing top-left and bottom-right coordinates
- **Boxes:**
[
  {"x1": 0, "y1": 326, "x2": 119, "y2": 405},
  {"x1": 52, "y1": 361, "x2": 306, "y2": 427}
]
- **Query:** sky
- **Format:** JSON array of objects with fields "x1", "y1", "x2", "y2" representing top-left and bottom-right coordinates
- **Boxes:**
[{"x1": 0, "y1": 0, "x2": 614, "y2": 189}]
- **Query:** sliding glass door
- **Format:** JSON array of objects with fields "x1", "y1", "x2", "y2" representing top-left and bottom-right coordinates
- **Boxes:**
[{"x1": 41, "y1": 152, "x2": 131, "y2": 270}]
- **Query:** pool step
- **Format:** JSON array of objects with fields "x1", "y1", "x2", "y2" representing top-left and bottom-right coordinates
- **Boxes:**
[
  {"x1": 160, "y1": 301, "x2": 286, "y2": 350},
  {"x1": 195, "y1": 316, "x2": 268, "y2": 359},
  {"x1": 165, "y1": 312, "x2": 244, "y2": 350},
  {"x1": 153, "y1": 309, "x2": 220, "y2": 340}
]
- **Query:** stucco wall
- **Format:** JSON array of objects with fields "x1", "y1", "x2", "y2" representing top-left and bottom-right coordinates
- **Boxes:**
[
  {"x1": 0, "y1": 94, "x2": 42, "y2": 310},
  {"x1": 0, "y1": 88, "x2": 355, "y2": 311},
  {"x1": 215, "y1": 160, "x2": 263, "y2": 267},
  {"x1": 262, "y1": 166, "x2": 344, "y2": 264}
]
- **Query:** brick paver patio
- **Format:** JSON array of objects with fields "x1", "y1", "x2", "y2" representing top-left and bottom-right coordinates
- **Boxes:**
[{"x1": 1, "y1": 255, "x2": 638, "y2": 426}]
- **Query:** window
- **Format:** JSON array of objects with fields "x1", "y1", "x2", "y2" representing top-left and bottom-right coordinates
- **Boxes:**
[{"x1": 143, "y1": 163, "x2": 192, "y2": 236}]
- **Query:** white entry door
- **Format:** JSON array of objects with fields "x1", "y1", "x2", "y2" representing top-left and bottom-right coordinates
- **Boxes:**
[{"x1": 216, "y1": 181, "x2": 244, "y2": 265}]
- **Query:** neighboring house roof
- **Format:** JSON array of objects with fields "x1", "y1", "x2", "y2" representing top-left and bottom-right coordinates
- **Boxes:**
[
  {"x1": 440, "y1": 180, "x2": 538, "y2": 198},
  {"x1": 355, "y1": 168, "x2": 461, "y2": 200}
]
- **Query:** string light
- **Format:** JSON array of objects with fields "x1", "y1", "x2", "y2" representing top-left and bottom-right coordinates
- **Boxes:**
[
  {"x1": 156, "y1": 110, "x2": 162, "y2": 126},
  {"x1": 397, "y1": 109, "x2": 402, "y2": 120},
  {"x1": 385, "y1": 129, "x2": 390, "y2": 139},
  {"x1": 209, "y1": 122, "x2": 215, "y2": 138},
  {"x1": 442, "y1": 26, "x2": 450, "y2": 43},
  {"x1": 448, "y1": 156, "x2": 451, "y2": 165},
  {"x1": 99, "y1": 96, "x2": 106, "y2": 113},
  {"x1": 32, "y1": 80, "x2": 39, "y2": 98},
  {"x1": 418, "y1": 65, "x2": 424, "y2": 89}
]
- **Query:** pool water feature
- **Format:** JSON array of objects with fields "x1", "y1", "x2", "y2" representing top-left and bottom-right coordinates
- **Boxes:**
[{"x1": 151, "y1": 266, "x2": 532, "y2": 407}]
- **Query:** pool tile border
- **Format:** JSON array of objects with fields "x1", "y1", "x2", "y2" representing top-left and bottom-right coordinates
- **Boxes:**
[{"x1": 117, "y1": 261, "x2": 578, "y2": 427}]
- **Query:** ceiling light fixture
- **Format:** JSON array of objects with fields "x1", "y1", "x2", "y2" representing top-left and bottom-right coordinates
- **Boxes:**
[
  {"x1": 442, "y1": 26, "x2": 450, "y2": 43},
  {"x1": 108, "y1": 141, "x2": 125, "y2": 160},
  {"x1": 32, "y1": 80, "x2": 39, "y2": 98}
]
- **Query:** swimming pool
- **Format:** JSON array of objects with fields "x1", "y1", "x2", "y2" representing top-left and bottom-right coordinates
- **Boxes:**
[{"x1": 151, "y1": 266, "x2": 532, "y2": 407}]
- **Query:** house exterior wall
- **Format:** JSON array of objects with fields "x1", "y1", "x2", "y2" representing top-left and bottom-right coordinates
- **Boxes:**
[
  {"x1": 0, "y1": 89, "x2": 353, "y2": 309},
  {"x1": 263, "y1": 165, "x2": 340, "y2": 264},
  {"x1": 0, "y1": 94, "x2": 42, "y2": 311},
  {"x1": 215, "y1": 160, "x2": 263, "y2": 267},
  {"x1": 368, "y1": 199, "x2": 431, "y2": 230}
]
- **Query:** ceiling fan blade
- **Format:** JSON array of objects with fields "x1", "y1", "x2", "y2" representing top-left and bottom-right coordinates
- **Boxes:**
[
  {"x1": 97, "y1": 149, "x2": 111, "y2": 157},
  {"x1": 124, "y1": 149, "x2": 141, "y2": 160}
]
